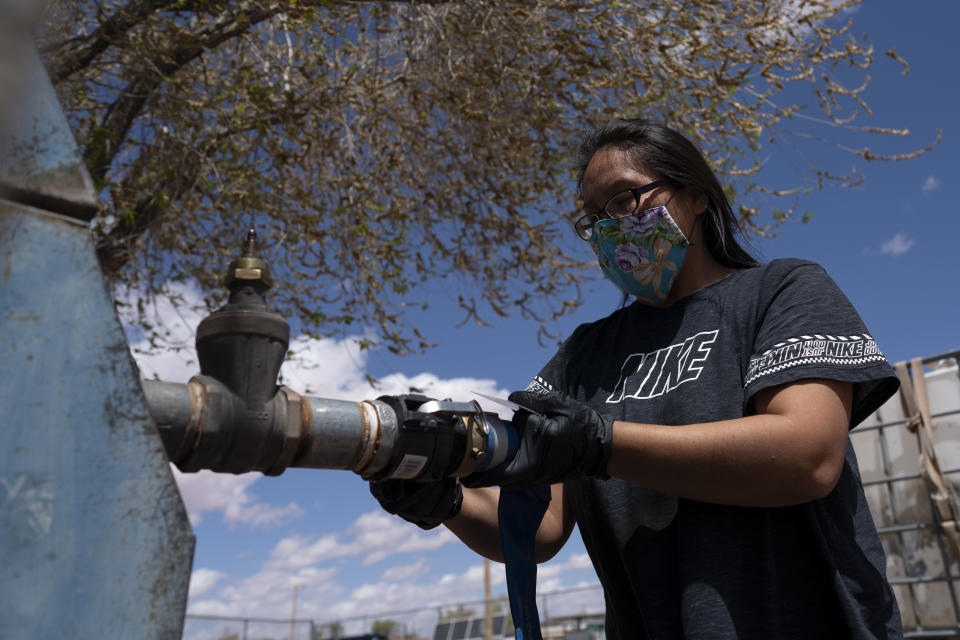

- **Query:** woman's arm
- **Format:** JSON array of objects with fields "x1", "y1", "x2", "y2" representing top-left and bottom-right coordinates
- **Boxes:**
[
  {"x1": 606, "y1": 378, "x2": 852, "y2": 507},
  {"x1": 445, "y1": 482, "x2": 575, "y2": 562}
]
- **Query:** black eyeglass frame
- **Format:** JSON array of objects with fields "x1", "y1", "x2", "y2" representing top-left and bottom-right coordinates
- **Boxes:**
[{"x1": 574, "y1": 178, "x2": 677, "y2": 240}]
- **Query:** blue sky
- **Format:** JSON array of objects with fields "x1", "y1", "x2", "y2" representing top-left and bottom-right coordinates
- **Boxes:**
[{"x1": 130, "y1": 2, "x2": 960, "y2": 638}]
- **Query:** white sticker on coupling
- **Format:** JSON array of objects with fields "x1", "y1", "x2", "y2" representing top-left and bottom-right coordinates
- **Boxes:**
[{"x1": 390, "y1": 454, "x2": 428, "y2": 480}]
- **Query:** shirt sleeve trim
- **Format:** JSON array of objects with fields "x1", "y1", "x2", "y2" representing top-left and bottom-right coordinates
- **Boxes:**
[{"x1": 745, "y1": 334, "x2": 886, "y2": 387}]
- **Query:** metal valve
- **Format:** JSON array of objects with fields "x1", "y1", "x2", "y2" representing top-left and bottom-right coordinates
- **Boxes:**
[{"x1": 145, "y1": 229, "x2": 518, "y2": 481}]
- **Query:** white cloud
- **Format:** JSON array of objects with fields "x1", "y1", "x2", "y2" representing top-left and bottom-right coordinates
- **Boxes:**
[
  {"x1": 126, "y1": 280, "x2": 511, "y2": 410},
  {"x1": 922, "y1": 175, "x2": 941, "y2": 194},
  {"x1": 354, "y1": 511, "x2": 459, "y2": 564},
  {"x1": 324, "y1": 561, "x2": 510, "y2": 629},
  {"x1": 185, "y1": 545, "x2": 601, "y2": 639},
  {"x1": 184, "y1": 526, "x2": 598, "y2": 632},
  {"x1": 218, "y1": 566, "x2": 342, "y2": 612},
  {"x1": 185, "y1": 558, "x2": 498, "y2": 632},
  {"x1": 880, "y1": 232, "x2": 915, "y2": 257},
  {"x1": 189, "y1": 568, "x2": 228, "y2": 599},
  {"x1": 266, "y1": 510, "x2": 457, "y2": 571},
  {"x1": 122, "y1": 282, "x2": 207, "y2": 383},
  {"x1": 318, "y1": 557, "x2": 599, "y2": 634},
  {"x1": 172, "y1": 468, "x2": 302, "y2": 528},
  {"x1": 186, "y1": 598, "x2": 238, "y2": 618},
  {"x1": 538, "y1": 553, "x2": 593, "y2": 581},
  {"x1": 438, "y1": 562, "x2": 505, "y2": 590},
  {"x1": 280, "y1": 335, "x2": 511, "y2": 416},
  {"x1": 536, "y1": 553, "x2": 596, "y2": 594},
  {"x1": 381, "y1": 560, "x2": 428, "y2": 582}
]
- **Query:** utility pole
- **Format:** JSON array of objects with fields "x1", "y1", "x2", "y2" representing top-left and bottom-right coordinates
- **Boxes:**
[
  {"x1": 484, "y1": 559, "x2": 493, "y2": 640},
  {"x1": 290, "y1": 583, "x2": 300, "y2": 640}
]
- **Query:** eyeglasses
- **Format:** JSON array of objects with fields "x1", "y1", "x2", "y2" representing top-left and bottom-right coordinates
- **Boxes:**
[{"x1": 574, "y1": 178, "x2": 676, "y2": 240}]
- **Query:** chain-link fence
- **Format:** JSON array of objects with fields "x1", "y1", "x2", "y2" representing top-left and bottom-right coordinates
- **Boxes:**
[
  {"x1": 183, "y1": 584, "x2": 605, "y2": 640},
  {"x1": 182, "y1": 615, "x2": 317, "y2": 640}
]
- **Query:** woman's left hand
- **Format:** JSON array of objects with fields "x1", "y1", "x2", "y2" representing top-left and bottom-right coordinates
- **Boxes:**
[{"x1": 463, "y1": 391, "x2": 613, "y2": 489}]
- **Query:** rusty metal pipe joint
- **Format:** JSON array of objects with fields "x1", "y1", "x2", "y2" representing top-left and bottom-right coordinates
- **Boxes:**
[{"x1": 143, "y1": 378, "x2": 398, "y2": 477}]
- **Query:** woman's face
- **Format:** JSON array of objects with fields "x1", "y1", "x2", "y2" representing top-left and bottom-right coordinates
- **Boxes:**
[{"x1": 580, "y1": 146, "x2": 703, "y2": 240}]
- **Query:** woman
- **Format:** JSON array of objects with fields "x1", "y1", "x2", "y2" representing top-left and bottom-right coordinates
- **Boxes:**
[{"x1": 372, "y1": 119, "x2": 901, "y2": 639}]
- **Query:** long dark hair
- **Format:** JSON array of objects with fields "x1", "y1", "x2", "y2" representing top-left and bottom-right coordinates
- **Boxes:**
[{"x1": 575, "y1": 118, "x2": 758, "y2": 269}]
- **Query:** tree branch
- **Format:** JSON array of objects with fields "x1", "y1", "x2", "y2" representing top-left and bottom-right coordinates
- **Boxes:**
[
  {"x1": 83, "y1": 2, "x2": 282, "y2": 186},
  {"x1": 46, "y1": 0, "x2": 178, "y2": 83},
  {"x1": 46, "y1": 0, "x2": 453, "y2": 84},
  {"x1": 96, "y1": 145, "x2": 205, "y2": 275},
  {"x1": 95, "y1": 108, "x2": 309, "y2": 275}
]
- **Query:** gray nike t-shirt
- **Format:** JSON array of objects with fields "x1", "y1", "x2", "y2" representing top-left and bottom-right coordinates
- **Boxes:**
[{"x1": 529, "y1": 259, "x2": 901, "y2": 639}]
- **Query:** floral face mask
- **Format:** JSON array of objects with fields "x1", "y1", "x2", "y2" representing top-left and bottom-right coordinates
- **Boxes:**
[{"x1": 588, "y1": 205, "x2": 690, "y2": 304}]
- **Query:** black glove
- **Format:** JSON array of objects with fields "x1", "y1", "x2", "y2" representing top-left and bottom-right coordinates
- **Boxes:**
[
  {"x1": 463, "y1": 391, "x2": 614, "y2": 490},
  {"x1": 369, "y1": 477, "x2": 463, "y2": 530}
]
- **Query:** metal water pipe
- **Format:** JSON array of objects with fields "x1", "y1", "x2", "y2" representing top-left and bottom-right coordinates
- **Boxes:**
[{"x1": 143, "y1": 231, "x2": 517, "y2": 482}]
